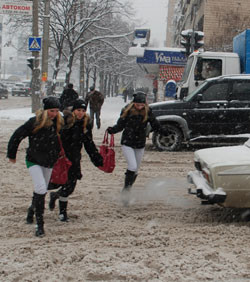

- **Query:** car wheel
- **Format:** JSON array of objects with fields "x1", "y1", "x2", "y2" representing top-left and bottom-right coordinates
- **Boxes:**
[{"x1": 152, "y1": 124, "x2": 183, "y2": 151}]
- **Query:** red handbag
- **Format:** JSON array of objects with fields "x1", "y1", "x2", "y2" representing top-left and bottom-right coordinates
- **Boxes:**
[
  {"x1": 50, "y1": 136, "x2": 72, "y2": 185},
  {"x1": 98, "y1": 130, "x2": 115, "y2": 173}
]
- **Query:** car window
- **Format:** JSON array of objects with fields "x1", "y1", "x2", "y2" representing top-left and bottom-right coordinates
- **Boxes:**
[
  {"x1": 195, "y1": 59, "x2": 222, "y2": 81},
  {"x1": 202, "y1": 82, "x2": 228, "y2": 101},
  {"x1": 231, "y1": 80, "x2": 250, "y2": 100}
]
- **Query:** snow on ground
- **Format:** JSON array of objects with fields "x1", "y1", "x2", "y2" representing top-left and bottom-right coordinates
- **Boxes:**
[{"x1": 1, "y1": 96, "x2": 250, "y2": 281}]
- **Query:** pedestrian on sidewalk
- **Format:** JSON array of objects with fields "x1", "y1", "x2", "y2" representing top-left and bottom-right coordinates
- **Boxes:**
[
  {"x1": 48, "y1": 99, "x2": 103, "y2": 221},
  {"x1": 7, "y1": 97, "x2": 63, "y2": 237},
  {"x1": 85, "y1": 86, "x2": 104, "y2": 129},
  {"x1": 106, "y1": 92, "x2": 165, "y2": 205},
  {"x1": 59, "y1": 83, "x2": 78, "y2": 111}
]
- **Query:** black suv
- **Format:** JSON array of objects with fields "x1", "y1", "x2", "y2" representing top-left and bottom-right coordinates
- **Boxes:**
[{"x1": 149, "y1": 75, "x2": 250, "y2": 151}]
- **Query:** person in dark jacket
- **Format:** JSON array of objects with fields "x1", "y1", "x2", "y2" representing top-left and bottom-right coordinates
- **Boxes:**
[
  {"x1": 48, "y1": 99, "x2": 103, "y2": 221},
  {"x1": 7, "y1": 97, "x2": 64, "y2": 237},
  {"x1": 107, "y1": 92, "x2": 164, "y2": 205},
  {"x1": 85, "y1": 86, "x2": 104, "y2": 129},
  {"x1": 59, "y1": 83, "x2": 78, "y2": 111}
]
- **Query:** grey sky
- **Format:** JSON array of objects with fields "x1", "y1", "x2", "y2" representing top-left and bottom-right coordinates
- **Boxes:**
[{"x1": 132, "y1": 0, "x2": 168, "y2": 46}]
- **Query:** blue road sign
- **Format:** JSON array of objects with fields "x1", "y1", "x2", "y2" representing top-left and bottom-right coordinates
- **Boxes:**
[{"x1": 29, "y1": 37, "x2": 41, "y2": 51}]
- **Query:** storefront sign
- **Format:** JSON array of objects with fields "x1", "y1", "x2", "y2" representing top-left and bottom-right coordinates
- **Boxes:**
[
  {"x1": 137, "y1": 49, "x2": 187, "y2": 66},
  {"x1": 0, "y1": 1, "x2": 32, "y2": 15}
]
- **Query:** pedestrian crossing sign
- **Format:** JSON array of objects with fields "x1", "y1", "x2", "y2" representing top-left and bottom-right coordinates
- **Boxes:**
[{"x1": 29, "y1": 37, "x2": 41, "y2": 51}]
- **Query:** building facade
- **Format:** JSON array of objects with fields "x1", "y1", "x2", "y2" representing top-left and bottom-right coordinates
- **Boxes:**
[{"x1": 169, "y1": 0, "x2": 250, "y2": 51}]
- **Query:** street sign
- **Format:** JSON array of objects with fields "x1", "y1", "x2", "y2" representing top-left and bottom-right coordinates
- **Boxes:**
[
  {"x1": 0, "y1": 1, "x2": 32, "y2": 15},
  {"x1": 29, "y1": 37, "x2": 41, "y2": 52}
]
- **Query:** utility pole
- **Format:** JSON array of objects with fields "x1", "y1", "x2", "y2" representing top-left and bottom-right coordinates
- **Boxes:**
[
  {"x1": 41, "y1": 0, "x2": 50, "y2": 98},
  {"x1": 79, "y1": 0, "x2": 85, "y2": 98},
  {"x1": 31, "y1": 0, "x2": 41, "y2": 113}
]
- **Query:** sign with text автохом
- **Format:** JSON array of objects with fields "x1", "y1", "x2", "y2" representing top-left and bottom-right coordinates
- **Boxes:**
[{"x1": 0, "y1": 1, "x2": 32, "y2": 15}]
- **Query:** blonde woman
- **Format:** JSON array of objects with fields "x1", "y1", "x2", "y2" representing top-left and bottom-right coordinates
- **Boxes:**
[
  {"x1": 7, "y1": 97, "x2": 63, "y2": 237},
  {"x1": 107, "y1": 92, "x2": 163, "y2": 205},
  {"x1": 48, "y1": 99, "x2": 103, "y2": 222}
]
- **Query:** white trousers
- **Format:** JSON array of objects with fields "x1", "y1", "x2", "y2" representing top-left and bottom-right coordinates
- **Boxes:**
[
  {"x1": 121, "y1": 145, "x2": 145, "y2": 173},
  {"x1": 28, "y1": 165, "x2": 53, "y2": 195}
]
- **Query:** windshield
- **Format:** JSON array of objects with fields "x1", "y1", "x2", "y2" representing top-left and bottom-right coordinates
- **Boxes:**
[
  {"x1": 180, "y1": 56, "x2": 194, "y2": 83},
  {"x1": 185, "y1": 80, "x2": 208, "y2": 102}
]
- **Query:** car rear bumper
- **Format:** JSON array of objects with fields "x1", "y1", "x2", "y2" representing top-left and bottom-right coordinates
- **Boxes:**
[{"x1": 187, "y1": 170, "x2": 227, "y2": 204}]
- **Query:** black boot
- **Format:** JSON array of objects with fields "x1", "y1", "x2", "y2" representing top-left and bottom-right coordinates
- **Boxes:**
[
  {"x1": 49, "y1": 191, "x2": 59, "y2": 211},
  {"x1": 34, "y1": 193, "x2": 45, "y2": 237},
  {"x1": 59, "y1": 199, "x2": 68, "y2": 222},
  {"x1": 132, "y1": 173, "x2": 138, "y2": 185},
  {"x1": 121, "y1": 170, "x2": 135, "y2": 206},
  {"x1": 26, "y1": 193, "x2": 35, "y2": 224},
  {"x1": 123, "y1": 170, "x2": 136, "y2": 191}
]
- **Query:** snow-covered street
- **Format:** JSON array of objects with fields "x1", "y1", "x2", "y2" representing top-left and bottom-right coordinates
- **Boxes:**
[{"x1": 1, "y1": 96, "x2": 250, "y2": 281}]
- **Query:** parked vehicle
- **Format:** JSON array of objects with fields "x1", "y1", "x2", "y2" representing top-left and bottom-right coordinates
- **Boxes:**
[
  {"x1": 148, "y1": 74, "x2": 250, "y2": 151},
  {"x1": 177, "y1": 29, "x2": 250, "y2": 99},
  {"x1": 22, "y1": 81, "x2": 31, "y2": 96},
  {"x1": 0, "y1": 82, "x2": 8, "y2": 99},
  {"x1": 187, "y1": 139, "x2": 250, "y2": 208},
  {"x1": 12, "y1": 83, "x2": 31, "y2": 97}
]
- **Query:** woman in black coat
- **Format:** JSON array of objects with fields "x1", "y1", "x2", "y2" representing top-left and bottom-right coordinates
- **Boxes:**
[
  {"x1": 48, "y1": 99, "x2": 103, "y2": 221},
  {"x1": 7, "y1": 97, "x2": 63, "y2": 237},
  {"x1": 107, "y1": 92, "x2": 163, "y2": 205}
]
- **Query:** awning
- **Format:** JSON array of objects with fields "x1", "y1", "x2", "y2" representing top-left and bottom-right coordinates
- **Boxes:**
[{"x1": 158, "y1": 65, "x2": 184, "y2": 81}]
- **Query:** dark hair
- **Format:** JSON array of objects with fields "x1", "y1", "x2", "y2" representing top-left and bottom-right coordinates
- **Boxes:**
[
  {"x1": 90, "y1": 86, "x2": 95, "y2": 91},
  {"x1": 68, "y1": 83, "x2": 73, "y2": 89}
]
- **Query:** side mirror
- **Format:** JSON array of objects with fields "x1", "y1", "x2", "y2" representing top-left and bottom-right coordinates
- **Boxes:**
[{"x1": 197, "y1": 93, "x2": 203, "y2": 102}]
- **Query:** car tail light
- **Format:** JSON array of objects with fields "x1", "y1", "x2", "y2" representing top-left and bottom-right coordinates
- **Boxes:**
[{"x1": 202, "y1": 168, "x2": 211, "y2": 184}]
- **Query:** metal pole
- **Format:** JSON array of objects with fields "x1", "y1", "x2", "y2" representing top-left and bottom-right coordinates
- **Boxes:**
[
  {"x1": 79, "y1": 0, "x2": 85, "y2": 98},
  {"x1": 41, "y1": 0, "x2": 50, "y2": 98},
  {"x1": 31, "y1": 0, "x2": 41, "y2": 113}
]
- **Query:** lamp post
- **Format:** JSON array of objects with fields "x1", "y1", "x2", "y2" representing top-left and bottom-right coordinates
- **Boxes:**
[
  {"x1": 31, "y1": 0, "x2": 41, "y2": 113},
  {"x1": 41, "y1": 0, "x2": 50, "y2": 99}
]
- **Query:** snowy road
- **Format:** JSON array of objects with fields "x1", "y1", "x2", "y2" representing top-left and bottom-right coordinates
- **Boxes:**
[{"x1": 1, "y1": 96, "x2": 250, "y2": 281}]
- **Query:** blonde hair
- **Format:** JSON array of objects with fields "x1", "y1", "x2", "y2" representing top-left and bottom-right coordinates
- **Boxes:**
[
  {"x1": 121, "y1": 102, "x2": 149, "y2": 123},
  {"x1": 71, "y1": 111, "x2": 90, "y2": 134},
  {"x1": 32, "y1": 109, "x2": 64, "y2": 134}
]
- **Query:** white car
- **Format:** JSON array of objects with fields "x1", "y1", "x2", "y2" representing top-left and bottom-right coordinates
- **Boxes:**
[{"x1": 187, "y1": 139, "x2": 250, "y2": 208}]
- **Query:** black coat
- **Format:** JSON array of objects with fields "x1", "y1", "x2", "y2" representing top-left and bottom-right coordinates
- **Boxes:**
[
  {"x1": 61, "y1": 116, "x2": 103, "y2": 180},
  {"x1": 109, "y1": 105, "x2": 161, "y2": 149},
  {"x1": 60, "y1": 88, "x2": 78, "y2": 110},
  {"x1": 7, "y1": 117, "x2": 61, "y2": 168}
]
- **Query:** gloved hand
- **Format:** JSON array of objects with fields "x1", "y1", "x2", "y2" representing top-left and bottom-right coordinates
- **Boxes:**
[
  {"x1": 107, "y1": 127, "x2": 113, "y2": 134},
  {"x1": 92, "y1": 153, "x2": 103, "y2": 167}
]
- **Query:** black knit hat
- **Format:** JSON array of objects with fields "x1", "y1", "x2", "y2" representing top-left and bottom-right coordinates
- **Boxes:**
[
  {"x1": 72, "y1": 99, "x2": 87, "y2": 111},
  {"x1": 43, "y1": 97, "x2": 61, "y2": 110},
  {"x1": 133, "y1": 92, "x2": 146, "y2": 103}
]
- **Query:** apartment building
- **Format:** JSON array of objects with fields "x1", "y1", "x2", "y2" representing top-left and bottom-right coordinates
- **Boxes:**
[{"x1": 168, "y1": 0, "x2": 250, "y2": 51}]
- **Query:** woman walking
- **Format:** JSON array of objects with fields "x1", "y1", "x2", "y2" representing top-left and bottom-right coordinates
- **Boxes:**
[
  {"x1": 107, "y1": 92, "x2": 164, "y2": 205},
  {"x1": 7, "y1": 97, "x2": 63, "y2": 237},
  {"x1": 48, "y1": 99, "x2": 103, "y2": 221}
]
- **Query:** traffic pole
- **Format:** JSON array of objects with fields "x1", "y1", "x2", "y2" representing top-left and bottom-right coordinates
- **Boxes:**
[
  {"x1": 41, "y1": 0, "x2": 50, "y2": 99},
  {"x1": 31, "y1": 0, "x2": 41, "y2": 113}
]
